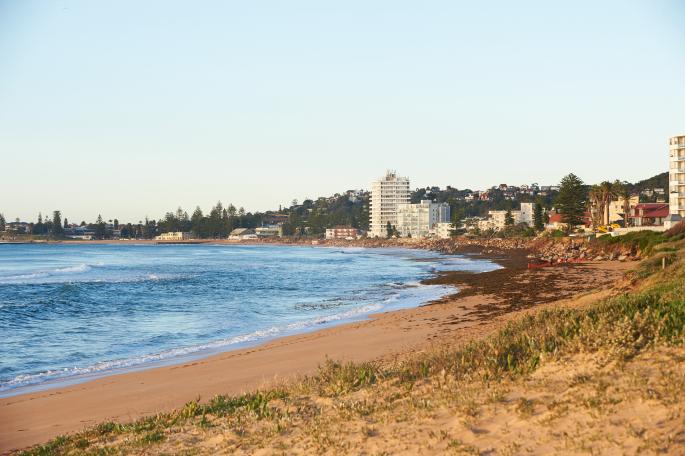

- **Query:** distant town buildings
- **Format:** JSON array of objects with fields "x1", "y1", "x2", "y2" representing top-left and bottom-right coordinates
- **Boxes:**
[
  {"x1": 395, "y1": 200, "x2": 450, "y2": 238},
  {"x1": 369, "y1": 171, "x2": 410, "y2": 237},
  {"x1": 666, "y1": 134, "x2": 685, "y2": 228}
]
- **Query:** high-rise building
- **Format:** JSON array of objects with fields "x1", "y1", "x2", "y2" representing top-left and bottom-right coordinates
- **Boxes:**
[
  {"x1": 666, "y1": 135, "x2": 685, "y2": 229},
  {"x1": 396, "y1": 200, "x2": 451, "y2": 238},
  {"x1": 369, "y1": 171, "x2": 411, "y2": 237}
]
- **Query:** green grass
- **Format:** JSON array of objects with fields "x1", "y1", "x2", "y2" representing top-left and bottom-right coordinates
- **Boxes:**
[
  {"x1": 19, "y1": 241, "x2": 685, "y2": 455},
  {"x1": 594, "y1": 230, "x2": 667, "y2": 256}
]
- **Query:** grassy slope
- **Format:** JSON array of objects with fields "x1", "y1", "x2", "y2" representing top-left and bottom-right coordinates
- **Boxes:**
[{"x1": 20, "y1": 238, "x2": 685, "y2": 455}]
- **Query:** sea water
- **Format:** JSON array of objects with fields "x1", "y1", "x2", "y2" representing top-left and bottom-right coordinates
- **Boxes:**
[{"x1": 0, "y1": 243, "x2": 499, "y2": 396}]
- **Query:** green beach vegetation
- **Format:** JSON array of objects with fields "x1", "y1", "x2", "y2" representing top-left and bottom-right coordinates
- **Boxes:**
[{"x1": 18, "y1": 226, "x2": 685, "y2": 455}]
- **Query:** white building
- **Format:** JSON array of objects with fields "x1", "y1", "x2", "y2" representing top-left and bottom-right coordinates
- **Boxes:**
[
  {"x1": 478, "y1": 202, "x2": 534, "y2": 232},
  {"x1": 229, "y1": 228, "x2": 257, "y2": 240},
  {"x1": 255, "y1": 225, "x2": 282, "y2": 237},
  {"x1": 395, "y1": 200, "x2": 450, "y2": 238},
  {"x1": 433, "y1": 222, "x2": 454, "y2": 239},
  {"x1": 666, "y1": 134, "x2": 685, "y2": 229},
  {"x1": 325, "y1": 226, "x2": 361, "y2": 240},
  {"x1": 519, "y1": 202, "x2": 534, "y2": 226},
  {"x1": 369, "y1": 171, "x2": 411, "y2": 237},
  {"x1": 155, "y1": 231, "x2": 192, "y2": 241}
]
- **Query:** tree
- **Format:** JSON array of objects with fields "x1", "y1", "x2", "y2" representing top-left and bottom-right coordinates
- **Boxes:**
[
  {"x1": 33, "y1": 212, "x2": 45, "y2": 235},
  {"x1": 52, "y1": 211, "x2": 63, "y2": 236},
  {"x1": 588, "y1": 185, "x2": 603, "y2": 228},
  {"x1": 449, "y1": 207, "x2": 465, "y2": 235},
  {"x1": 0, "y1": 213, "x2": 5, "y2": 232},
  {"x1": 614, "y1": 180, "x2": 632, "y2": 227},
  {"x1": 504, "y1": 210, "x2": 514, "y2": 226},
  {"x1": 555, "y1": 173, "x2": 586, "y2": 229},
  {"x1": 63, "y1": 218, "x2": 69, "y2": 229},
  {"x1": 533, "y1": 203, "x2": 544, "y2": 231},
  {"x1": 598, "y1": 181, "x2": 618, "y2": 226},
  {"x1": 191, "y1": 206, "x2": 204, "y2": 237},
  {"x1": 94, "y1": 214, "x2": 106, "y2": 239},
  {"x1": 386, "y1": 221, "x2": 393, "y2": 238}
]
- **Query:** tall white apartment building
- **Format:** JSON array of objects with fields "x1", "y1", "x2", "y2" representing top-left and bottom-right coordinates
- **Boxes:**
[
  {"x1": 396, "y1": 200, "x2": 451, "y2": 238},
  {"x1": 666, "y1": 135, "x2": 685, "y2": 228},
  {"x1": 370, "y1": 171, "x2": 411, "y2": 237}
]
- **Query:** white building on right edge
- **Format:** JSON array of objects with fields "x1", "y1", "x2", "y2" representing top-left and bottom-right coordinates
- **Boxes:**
[{"x1": 666, "y1": 134, "x2": 685, "y2": 229}]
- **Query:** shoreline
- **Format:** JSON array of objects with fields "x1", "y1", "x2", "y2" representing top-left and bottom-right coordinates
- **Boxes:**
[
  {"x1": 0, "y1": 244, "x2": 494, "y2": 399},
  {"x1": 0, "y1": 245, "x2": 633, "y2": 453}
]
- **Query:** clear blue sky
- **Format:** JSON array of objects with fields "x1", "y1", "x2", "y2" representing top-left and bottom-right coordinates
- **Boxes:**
[{"x1": 1, "y1": 0, "x2": 684, "y2": 223}]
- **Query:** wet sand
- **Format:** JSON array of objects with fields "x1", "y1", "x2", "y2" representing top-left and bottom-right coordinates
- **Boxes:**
[{"x1": 0, "y1": 249, "x2": 634, "y2": 453}]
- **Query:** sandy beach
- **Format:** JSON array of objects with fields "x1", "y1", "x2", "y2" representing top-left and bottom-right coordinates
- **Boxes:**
[{"x1": 0, "y1": 248, "x2": 634, "y2": 453}]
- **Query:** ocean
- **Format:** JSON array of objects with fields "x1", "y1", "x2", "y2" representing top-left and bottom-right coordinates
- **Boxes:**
[{"x1": 0, "y1": 243, "x2": 499, "y2": 396}]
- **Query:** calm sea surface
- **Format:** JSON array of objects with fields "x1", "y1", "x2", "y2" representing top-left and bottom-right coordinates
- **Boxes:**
[{"x1": 0, "y1": 244, "x2": 499, "y2": 396}]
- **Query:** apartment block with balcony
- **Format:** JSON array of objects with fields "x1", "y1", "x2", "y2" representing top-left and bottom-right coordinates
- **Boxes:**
[
  {"x1": 666, "y1": 135, "x2": 685, "y2": 228},
  {"x1": 369, "y1": 171, "x2": 411, "y2": 237},
  {"x1": 325, "y1": 226, "x2": 361, "y2": 240},
  {"x1": 395, "y1": 200, "x2": 450, "y2": 238}
]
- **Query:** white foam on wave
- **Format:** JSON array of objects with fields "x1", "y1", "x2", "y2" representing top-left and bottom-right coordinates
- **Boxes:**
[
  {"x1": 0, "y1": 263, "x2": 92, "y2": 283},
  {"x1": 54, "y1": 264, "x2": 91, "y2": 274},
  {"x1": 0, "y1": 263, "x2": 187, "y2": 285}
]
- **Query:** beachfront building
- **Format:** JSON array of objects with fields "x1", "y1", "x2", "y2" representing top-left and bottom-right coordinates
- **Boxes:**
[
  {"x1": 433, "y1": 222, "x2": 454, "y2": 239},
  {"x1": 395, "y1": 200, "x2": 450, "y2": 238},
  {"x1": 229, "y1": 228, "x2": 257, "y2": 240},
  {"x1": 369, "y1": 171, "x2": 411, "y2": 237},
  {"x1": 667, "y1": 135, "x2": 685, "y2": 229},
  {"x1": 325, "y1": 226, "x2": 361, "y2": 240},
  {"x1": 630, "y1": 203, "x2": 670, "y2": 227},
  {"x1": 155, "y1": 231, "x2": 193, "y2": 241},
  {"x1": 478, "y1": 203, "x2": 534, "y2": 232},
  {"x1": 606, "y1": 195, "x2": 640, "y2": 226},
  {"x1": 255, "y1": 225, "x2": 282, "y2": 237}
]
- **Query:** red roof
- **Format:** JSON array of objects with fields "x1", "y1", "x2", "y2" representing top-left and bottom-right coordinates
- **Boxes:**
[
  {"x1": 548, "y1": 210, "x2": 563, "y2": 223},
  {"x1": 631, "y1": 203, "x2": 669, "y2": 219},
  {"x1": 548, "y1": 210, "x2": 592, "y2": 226}
]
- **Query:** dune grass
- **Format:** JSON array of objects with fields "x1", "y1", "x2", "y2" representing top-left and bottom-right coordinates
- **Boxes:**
[{"x1": 19, "y1": 239, "x2": 685, "y2": 455}]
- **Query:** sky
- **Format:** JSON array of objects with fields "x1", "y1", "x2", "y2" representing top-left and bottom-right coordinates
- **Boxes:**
[{"x1": 1, "y1": 0, "x2": 684, "y2": 223}]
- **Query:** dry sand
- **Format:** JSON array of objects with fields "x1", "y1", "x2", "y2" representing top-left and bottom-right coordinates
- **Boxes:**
[{"x1": 0, "y1": 251, "x2": 633, "y2": 453}]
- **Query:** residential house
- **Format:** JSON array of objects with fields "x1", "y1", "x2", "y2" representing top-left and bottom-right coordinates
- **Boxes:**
[{"x1": 630, "y1": 203, "x2": 669, "y2": 227}]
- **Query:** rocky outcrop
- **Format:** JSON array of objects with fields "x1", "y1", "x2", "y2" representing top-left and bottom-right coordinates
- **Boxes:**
[{"x1": 256, "y1": 234, "x2": 642, "y2": 262}]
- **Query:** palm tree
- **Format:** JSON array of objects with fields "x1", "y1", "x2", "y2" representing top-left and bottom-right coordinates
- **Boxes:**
[
  {"x1": 598, "y1": 181, "x2": 618, "y2": 226},
  {"x1": 613, "y1": 180, "x2": 632, "y2": 227},
  {"x1": 588, "y1": 185, "x2": 603, "y2": 228}
]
